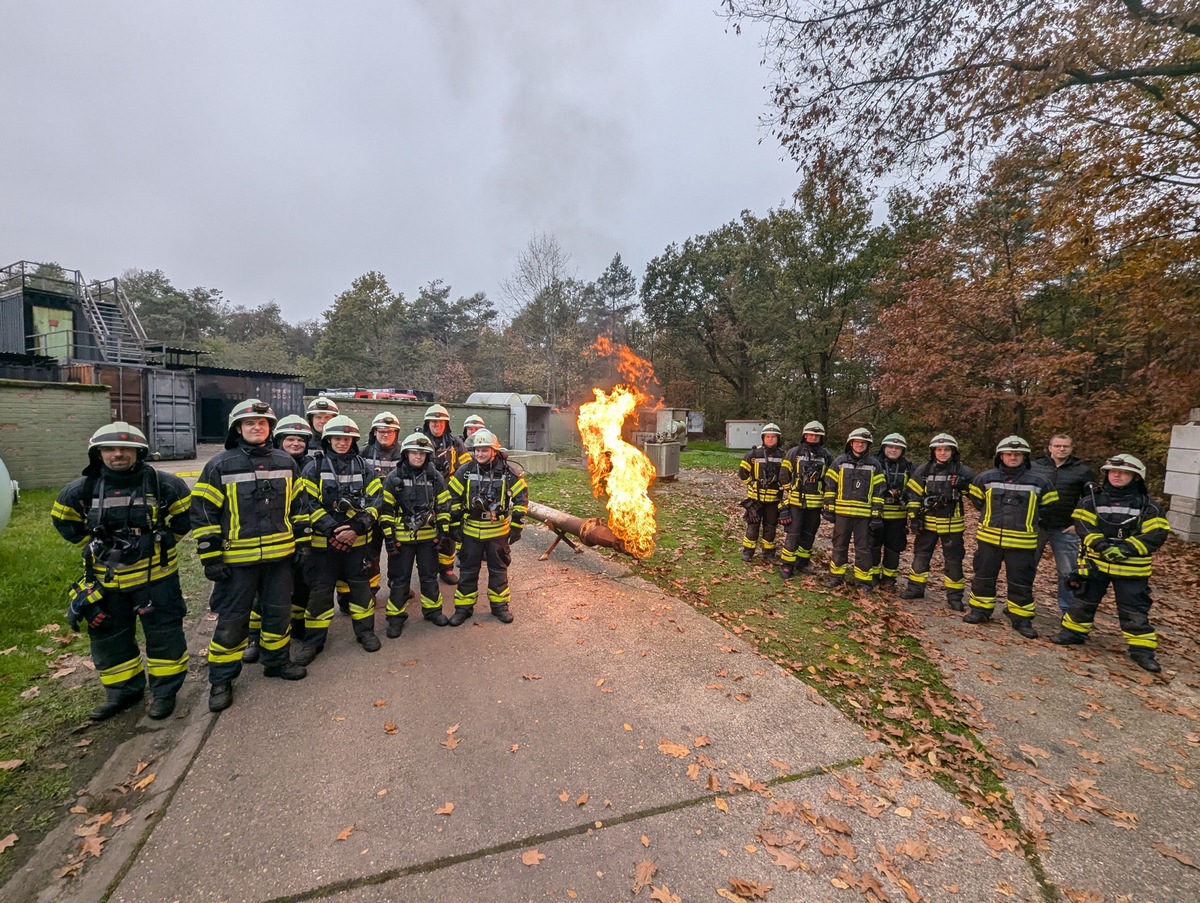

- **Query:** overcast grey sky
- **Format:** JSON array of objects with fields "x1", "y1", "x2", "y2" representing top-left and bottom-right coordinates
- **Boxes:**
[{"x1": 1, "y1": 2, "x2": 801, "y2": 322}]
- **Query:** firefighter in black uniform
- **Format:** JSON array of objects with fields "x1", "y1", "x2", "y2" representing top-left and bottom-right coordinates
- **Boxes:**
[
  {"x1": 356, "y1": 411, "x2": 403, "y2": 611},
  {"x1": 305, "y1": 396, "x2": 339, "y2": 452},
  {"x1": 447, "y1": 429, "x2": 529, "y2": 625},
  {"x1": 778, "y1": 420, "x2": 831, "y2": 579},
  {"x1": 738, "y1": 423, "x2": 784, "y2": 562},
  {"x1": 902, "y1": 433, "x2": 975, "y2": 610},
  {"x1": 421, "y1": 403, "x2": 468, "y2": 584},
  {"x1": 293, "y1": 415, "x2": 383, "y2": 665},
  {"x1": 963, "y1": 436, "x2": 1059, "y2": 638},
  {"x1": 245, "y1": 414, "x2": 314, "y2": 664},
  {"x1": 380, "y1": 432, "x2": 453, "y2": 634},
  {"x1": 191, "y1": 400, "x2": 309, "y2": 713},
  {"x1": 1052, "y1": 454, "x2": 1171, "y2": 672},
  {"x1": 52, "y1": 423, "x2": 192, "y2": 721},
  {"x1": 870, "y1": 433, "x2": 912, "y2": 593},
  {"x1": 824, "y1": 428, "x2": 885, "y2": 590}
]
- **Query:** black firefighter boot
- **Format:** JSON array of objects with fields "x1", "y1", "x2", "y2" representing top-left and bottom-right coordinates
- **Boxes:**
[
  {"x1": 90, "y1": 688, "x2": 145, "y2": 722},
  {"x1": 900, "y1": 581, "x2": 925, "y2": 600},
  {"x1": 1129, "y1": 648, "x2": 1162, "y2": 673},
  {"x1": 355, "y1": 622, "x2": 382, "y2": 653},
  {"x1": 439, "y1": 566, "x2": 459, "y2": 585},
  {"x1": 762, "y1": 548, "x2": 777, "y2": 565},
  {"x1": 740, "y1": 548, "x2": 755, "y2": 563},
  {"x1": 147, "y1": 694, "x2": 177, "y2": 720},
  {"x1": 491, "y1": 603, "x2": 514, "y2": 624},
  {"x1": 263, "y1": 652, "x2": 307, "y2": 679},
  {"x1": 779, "y1": 563, "x2": 794, "y2": 580},
  {"x1": 208, "y1": 682, "x2": 233, "y2": 713},
  {"x1": 424, "y1": 608, "x2": 451, "y2": 627},
  {"x1": 1051, "y1": 628, "x2": 1086, "y2": 646},
  {"x1": 945, "y1": 591, "x2": 965, "y2": 612},
  {"x1": 386, "y1": 614, "x2": 407, "y2": 639},
  {"x1": 962, "y1": 606, "x2": 991, "y2": 625},
  {"x1": 878, "y1": 576, "x2": 898, "y2": 594},
  {"x1": 1008, "y1": 614, "x2": 1039, "y2": 640},
  {"x1": 242, "y1": 636, "x2": 261, "y2": 664},
  {"x1": 448, "y1": 605, "x2": 474, "y2": 627}
]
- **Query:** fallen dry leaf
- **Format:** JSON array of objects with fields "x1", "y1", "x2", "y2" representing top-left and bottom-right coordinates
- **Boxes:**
[
  {"x1": 80, "y1": 834, "x2": 105, "y2": 858},
  {"x1": 0, "y1": 760, "x2": 24, "y2": 770},
  {"x1": 133, "y1": 761, "x2": 150, "y2": 777},
  {"x1": 768, "y1": 846, "x2": 807, "y2": 871},
  {"x1": 729, "y1": 876, "x2": 773, "y2": 899},
  {"x1": 658, "y1": 739, "x2": 690, "y2": 759},
  {"x1": 0, "y1": 833, "x2": 17, "y2": 854},
  {"x1": 641, "y1": 834, "x2": 650, "y2": 848},
  {"x1": 19, "y1": 687, "x2": 39, "y2": 699},
  {"x1": 632, "y1": 859, "x2": 658, "y2": 894},
  {"x1": 110, "y1": 812, "x2": 132, "y2": 828},
  {"x1": 715, "y1": 797, "x2": 730, "y2": 813},
  {"x1": 385, "y1": 722, "x2": 399, "y2": 735},
  {"x1": 436, "y1": 802, "x2": 454, "y2": 815},
  {"x1": 1152, "y1": 841, "x2": 1198, "y2": 870},
  {"x1": 576, "y1": 791, "x2": 589, "y2": 806},
  {"x1": 69, "y1": 805, "x2": 88, "y2": 815},
  {"x1": 374, "y1": 699, "x2": 387, "y2": 707},
  {"x1": 523, "y1": 673, "x2": 542, "y2": 680},
  {"x1": 336, "y1": 825, "x2": 355, "y2": 841},
  {"x1": 442, "y1": 734, "x2": 460, "y2": 749},
  {"x1": 133, "y1": 774, "x2": 156, "y2": 792},
  {"x1": 649, "y1": 884, "x2": 683, "y2": 903},
  {"x1": 559, "y1": 791, "x2": 570, "y2": 802},
  {"x1": 57, "y1": 861, "x2": 83, "y2": 879},
  {"x1": 522, "y1": 849, "x2": 545, "y2": 866},
  {"x1": 694, "y1": 735, "x2": 711, "y2": 747}
]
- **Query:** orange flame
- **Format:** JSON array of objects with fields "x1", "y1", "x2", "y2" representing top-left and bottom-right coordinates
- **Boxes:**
[
  {"x1": 578, "y1": 339, "x2": 658, "y2": 559},
  {"x1": 593, "y1": 336, "x2": 661, "y2": 406}
]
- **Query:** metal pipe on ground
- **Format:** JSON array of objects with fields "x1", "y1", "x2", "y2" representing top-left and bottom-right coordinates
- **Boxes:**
[{"x1": 526, "y1": 501, "x2": 631, "y2": 558}]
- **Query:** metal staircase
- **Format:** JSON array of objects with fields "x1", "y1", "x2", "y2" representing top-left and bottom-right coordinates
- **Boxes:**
[{"x1": 1, "y1": 261, "x2": 152, "y2": 364}]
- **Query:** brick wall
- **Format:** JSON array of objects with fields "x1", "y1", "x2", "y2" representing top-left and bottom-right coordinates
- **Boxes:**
[{"x1": 0, "y1": 379, "x2": 112, "y2": 488}]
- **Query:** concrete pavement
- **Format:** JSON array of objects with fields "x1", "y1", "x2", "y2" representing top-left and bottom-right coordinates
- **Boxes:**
[{"x1": 4, "y1": 539, "x2": 1049, "y2": 903}]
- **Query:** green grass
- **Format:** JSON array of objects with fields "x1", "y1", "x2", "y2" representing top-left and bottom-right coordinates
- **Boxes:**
[
  {"x1": 527, "y1": 461, "x2": 1017, "y2": 828},
  {"x1": 0, "y1": 489, "x2": 208, "y2": 882}
]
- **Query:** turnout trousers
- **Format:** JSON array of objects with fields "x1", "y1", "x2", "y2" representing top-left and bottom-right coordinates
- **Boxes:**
[
  {"x1": 780, "y1": 507, "x2": 822, "y2": 568},
  {"x1": 387, "y1": 540, "x2": 441, "y2": 627},
  {"x1": 208, "y1": 560, "x2": 293, "y2": 685},
  {"x1": 869, "y1": 519, "x2": 907, "y2": 579},
  {"x1": 742, "y1": 501, "x2": 780, "y2": 555},
  {"x1": 967, "y1": 543, "x2": 1036, "y2": 618},
  {"x1": 830, "y1": 515, "x2": 873, "y2": 588},
  {"x1": 89, "y1": 577, "x2": 188, "y2": 703},
  {"x1": 455, "y1": 535, "x2": 512, "y2": 612},
  {"x1": 1061, "y1": 574, "x2": 1156, "y2": 649},
  {"x1": 906, "y1": 529, "x2": 967, "y2": 602},
  {"x1": 248, "y1": 556, "x2": 310, "y2": 645},
  {"x1": 305, "y1": 546, "x2": 374, "y2": 650}
]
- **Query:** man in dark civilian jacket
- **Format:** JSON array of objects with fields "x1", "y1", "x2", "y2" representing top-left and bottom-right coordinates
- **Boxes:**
[{"x1": 1031, "y1": 434, "x2": 1097, "y2": 612}]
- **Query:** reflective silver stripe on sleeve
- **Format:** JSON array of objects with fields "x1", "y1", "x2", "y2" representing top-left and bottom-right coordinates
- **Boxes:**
[{"x1": 221, "y1": 470, "x2": 294, "y2": 484}]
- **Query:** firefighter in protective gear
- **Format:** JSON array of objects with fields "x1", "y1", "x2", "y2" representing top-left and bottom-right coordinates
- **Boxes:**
[
  {"x1": 421, "y1": 403, "x2": 468, "y2": 584},
  {"x1": 823, "y1": 428, "x2": 885, "y2": 590},
  {"x1": 778, "y1": 421, "x2": 831, "y2": 578},
  {"x1": 870, "y1": 433, "x2": 912, "y2": 592},
  {"x1": 245, "y1": 415, "x2": 314, "y2": 664},
  {"x1": 447, "y1": 429, "x2": 529, "y2": 625},
  {"x1": 293, "y1": 415, "x2": 384, "y2": 665},
  {"x1": 53, "y1": 423, "x2": 192, "y2": 721},
  {"x1": 738, "y1": 423, "x2": 784, "y2": 562},
  {"x1": 305, "y1": 396, "x2": 340, "y2": 451},
  {"x1": 963, "y1": 436, "x2": 1059, "y2": 638},
  {"x1": 1052, "y1": 454, "x2": 1170, "y2": 672},
  {"x1": 462, "y1": 414, "x2": 486, "y2": 442},
  {"x1": 354, "y1": 411, "x2": 404, "y2": 611},
  {"x1": 191, "y1": 400, "x2": 309, "y2": 713},
  {"x1": 902, "y1": 433, "x2": 975, "y2": 610},
  {"x1": 379, "y1": 432, "x2": 453, "y2": 633}
]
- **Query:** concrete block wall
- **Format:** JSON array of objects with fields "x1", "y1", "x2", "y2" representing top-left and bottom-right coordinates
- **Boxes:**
[
  {"x1": 1165, "y1": 408, "x2": 1200, "y2": 541},
  {"x1": 0, "y1": 379, "x2": 111, "y2": 488}
]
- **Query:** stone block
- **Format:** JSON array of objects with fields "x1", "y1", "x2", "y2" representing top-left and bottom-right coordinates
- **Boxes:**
[
  {"x1": 1170, "y1": 423, "x2": 1200, "y2": 451},
  {"x1": 1166, "y1": 447, "x2": 1200, "y2": 475},
  {"x1": 1164, "y1": 470, "x2": 1200, "y2": 499},
  {"x1": 1190, "y1": 408, "x2": 1200, "y2": 423},
  {"x1": 1167, "y1": 509, "x2": 1200, "y2": 540},
  {"x1": 1171, "y1": 495, "x2": 1200, "y2": 516},
  {"x1": 507, "y1": 451, "x2": 557, "y2": 475}
]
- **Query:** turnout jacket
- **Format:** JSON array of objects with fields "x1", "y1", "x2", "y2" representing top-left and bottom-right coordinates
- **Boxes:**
[
  {"x1": 421, "y1": 425, "x2": 468, "y2": 483},
  {"x1": 906, "y1": 458, "x2": 975, "y2": 534},
  {"x1": 1031, "y1": 454, "x2": 1097, "y2": 530},
  {"x1": 53, "y1": 464, "x2": 191, "y2": 590},
  {"x1": 876, "y1": 455, "x2": 913, "y2": 521},
  {"x1": 380, "y1": 460, "x2": 451, "y2": 545},
  {"x1": 448, "y1": 456, "x2": 529, "y2": 541},
  {"x1": 298, "y1": 449, "x2": 382, "y2": 551},
  {"x1": 1073, "y1": 482, "x2": 1170, "y2": 578},
  {"x1": 739, "y1": 444, "x2": 784, "y2": 503},
  {"x1": 824, "y1": 450, "x2": 885, "y2": 517},
  {"x1": 363, "y1": 440, "x2": 403, "y2": 483},
  {"x1": 779, "y1": 442, "x2": 832, "y2": 510},
  {"x1": 191, "y1": 441, "x2": 307, "y2": 566},
  {"x1": 967, "y1": 465, "x2": 1058, "y2": 550}
]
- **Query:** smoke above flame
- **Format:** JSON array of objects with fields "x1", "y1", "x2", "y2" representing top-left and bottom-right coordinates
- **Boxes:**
[{"x1": 577, "y1": 340, "x2": 658, "y2": 559}]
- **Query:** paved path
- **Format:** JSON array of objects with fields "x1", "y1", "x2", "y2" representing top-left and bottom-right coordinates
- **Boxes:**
[{"x1": 4, "y1": 540, "x2": 1048, "y2": 903}]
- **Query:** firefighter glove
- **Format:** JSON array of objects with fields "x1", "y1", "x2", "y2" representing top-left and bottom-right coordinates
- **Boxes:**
[
  {"x1": 869, "y1": 514, "x2": 885, "y2": 532},
  {"x1": 821, "y1": 506, "x2": 835, "y2": 524},
  {"x1": 66, "y1": 581, "x2": 106, "y2": 632},
  {"x1": 509, "y1": 525, "x2": 523, "y2": 544},
  {"x1": 204, "y1": 562, "x2": 232, "y2": 582},
  {"x1": 778, "y1": 506, "x2": 793, "y2": 528},
  {"x1": 294, "y1": 545, "x2": 310, "y2": 566},
  {"x1": 384, "y1": 537, "x2": 399, "y2": 557}
]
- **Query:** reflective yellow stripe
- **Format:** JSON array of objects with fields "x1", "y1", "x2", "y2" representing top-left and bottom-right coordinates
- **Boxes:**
[
  {"x1": 968, "y1": 595, "x2": 995, "y2": 611},
  {"x1": 100, "y1": 657, "x2": 144, "y2": 685},
  {"x1": 1062, "y1": 613, "x2": 1092, "y2": 634},
  {"x1": 147, "y1": 652, "x2": 189, "y2": 677},
  {"x1": 207, "y1": 638, "x2": 247, "y2": 664},
  {"x1": 1124, "y1": 631, "x2": 1157, "y2": 649},
  {"x1": 52, "y1": 501, "x2": 85, "y2": 522},
  {"x1": 907, "y1": 571, "x2": 929, "y2": 585},
  {"x1": 944, "y1": 576, "x2": 965, "y2": 590},
  {"x1": 975, "y1": 527, "x2": 1038, "y2": 549},
  {"x1": 454, "y1": 589, "x2": 478, "y2": 606},
  {"x1": 259, "y1": 630, "x2": 289, "y2": 651},
  {"x1": 1007, "y1": 599, "x2": 1035, "y2": 618},
  {"x1": 306, "y1": 607, "x2": 334, "y2": 630},
  {"x1": 487, "y1": 586, "x2": 511, "y2": 605}
]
